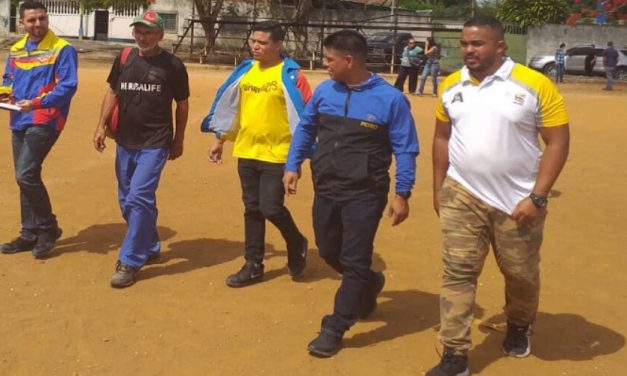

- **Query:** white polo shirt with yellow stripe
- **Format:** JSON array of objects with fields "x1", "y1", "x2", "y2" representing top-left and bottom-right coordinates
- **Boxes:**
[{"x1": 436, "y1": 57, "x2": 569, "y2": 214}]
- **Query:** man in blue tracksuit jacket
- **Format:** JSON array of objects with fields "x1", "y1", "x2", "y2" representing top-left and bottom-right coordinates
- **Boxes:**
[{"x1": 284, "y1": 30, "x2": 419, "y2": 357}]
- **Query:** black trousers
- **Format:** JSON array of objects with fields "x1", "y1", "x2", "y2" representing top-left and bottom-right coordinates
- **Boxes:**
[
  {"x1": 238, "y1": 158, "x2": 303, "y2": 264},
  {"x1": 313, "y1": 194, "x2": 387, "y2": 336},
  {"x1": 394, "y1": 65, "x2": 419, "y2": 93}
]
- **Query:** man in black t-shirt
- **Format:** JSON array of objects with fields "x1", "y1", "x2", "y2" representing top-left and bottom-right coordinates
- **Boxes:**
[{"x1": 93, "y1": 10, "x2": 190, "y2": 288}]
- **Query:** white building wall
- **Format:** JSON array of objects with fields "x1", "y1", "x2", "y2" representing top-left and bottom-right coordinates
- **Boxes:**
[
  {"x1": 0, "y1": 0, "x2": 10, "y2": 36},
  {"x1": 46, "y1": 12, "x2": 136, "y2": 40}
]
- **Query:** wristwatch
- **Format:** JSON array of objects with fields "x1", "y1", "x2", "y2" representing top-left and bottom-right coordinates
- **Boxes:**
[
  {"x1": 396, "y1": 191, "x2": 412, "y2": 200},
  {"x1": 529, "y1": 193, "x2": 548, "y2": 208}
]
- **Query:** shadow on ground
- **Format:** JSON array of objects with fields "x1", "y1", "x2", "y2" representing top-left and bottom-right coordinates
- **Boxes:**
[
  {"x1": 344, "y1": 289, "x2": 444, "y2": 348},
  {"x1": 470, "y1": 312, "x2": 625, "y2": 373},
  {"x1": 52, "y1": 223, "x2": 176, "y2": 256}
]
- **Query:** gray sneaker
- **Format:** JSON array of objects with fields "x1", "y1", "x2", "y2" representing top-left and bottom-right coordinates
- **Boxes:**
[{"x1": 110, "y1": 261, "x2": 137, "y2": 288}]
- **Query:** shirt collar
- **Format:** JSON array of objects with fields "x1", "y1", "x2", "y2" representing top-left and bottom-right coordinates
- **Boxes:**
[{"x1": 461, "y1": 57, "x2": 514, "y2": 85}]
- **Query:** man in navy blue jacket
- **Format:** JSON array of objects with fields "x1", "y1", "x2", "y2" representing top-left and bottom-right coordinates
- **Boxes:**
[{"x1": 284, "y1": 29, "x2": 419, "y2": 357}]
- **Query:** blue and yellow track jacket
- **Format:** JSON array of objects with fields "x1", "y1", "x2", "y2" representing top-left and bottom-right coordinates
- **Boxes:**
[
  {"x1": 1, "y1": 30, "x2": 78, "y2": 132},
  {"x1": 200, "y1": 56, "x2": 311, "y2": 140}
]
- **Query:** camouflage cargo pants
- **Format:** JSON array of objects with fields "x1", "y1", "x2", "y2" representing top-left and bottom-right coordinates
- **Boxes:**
[{"x1": 438, "y1": 178, "x2": 545, "y2": 351}]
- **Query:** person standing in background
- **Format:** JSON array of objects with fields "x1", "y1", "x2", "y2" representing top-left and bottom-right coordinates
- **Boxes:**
[
  {"x1": 416, "y1": 37, "x2": 441, "y2": 97},
  {"x1": 584, "y1": 45, "x2": 596, "y2": 76},
  {"x1": 602, "y1": 41, "x2": 618, "y2": 91},
  {"x1": 394, "y1": 38, "x2": 423, "y2": 94},
  {"x1": 554, "y1": 42, "x2": 566, "y2": 83}
]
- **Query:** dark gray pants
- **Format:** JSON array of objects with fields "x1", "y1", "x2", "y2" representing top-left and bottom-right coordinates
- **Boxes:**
[{"x1": 11, "y1": 126, "x2": 59, "y2": 240}]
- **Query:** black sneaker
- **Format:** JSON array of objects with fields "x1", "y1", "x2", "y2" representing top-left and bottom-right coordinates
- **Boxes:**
[
  {"x1": 503, "y1": 322, "x2": 532, "y2": 358},
  {"x1": 426, "y1": 348, "x2": 470, "y2": 376},
  {"x1": 307, "y1": 330, "x2": 343, "y2": 357},
  {"x1": 1, "y1": 236, "x2": 37, "y2": 254},
  {"x1": 287, "y1": 236, "x2": 308, "y2": 277},
  {"x1": 32, "y1": 228, "x2": 63, "y2": 259},
  {"x1": 110, "y1": 261, "x2": 137, "y2": 288},
  {"x1": 359, "y1": 271, "x2": 385, "y2": 319},
  {"x1": 226, "y1": 261, "x2": 264, "y2": 288}
]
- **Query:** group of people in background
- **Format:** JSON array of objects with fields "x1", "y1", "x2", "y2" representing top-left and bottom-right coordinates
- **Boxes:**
[
  {"x1": 394, "y1": 36, "x2": 441, "y2": 96},
  {"x1": 555, "y1": 40, "x2": 619, "y2": 90},
  {"x1": 2, "y1": 3, "x2": 573, "y2": 375}
]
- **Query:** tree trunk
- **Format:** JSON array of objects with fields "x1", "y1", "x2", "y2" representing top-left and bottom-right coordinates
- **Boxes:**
[
  {"x1": 194, "y1": 0, "x2": 224, "y2": 55},
  {"x1": 291, "y1": 0, "x2": 312, "y2": 58}
]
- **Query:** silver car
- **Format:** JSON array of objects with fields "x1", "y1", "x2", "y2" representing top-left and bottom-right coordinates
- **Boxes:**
[{"x1": 528, "y1": 45, "x2": 627, "y2": 81}]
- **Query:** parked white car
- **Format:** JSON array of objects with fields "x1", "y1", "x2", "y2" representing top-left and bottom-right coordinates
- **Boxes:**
[{"x1": 528, "y1": 45, "x2": 627, "y2": 81}]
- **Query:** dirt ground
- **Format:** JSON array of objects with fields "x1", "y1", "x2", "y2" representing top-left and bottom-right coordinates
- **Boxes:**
[{"x1": 0, "y1": 58, "x2": 626, "y2": 376}]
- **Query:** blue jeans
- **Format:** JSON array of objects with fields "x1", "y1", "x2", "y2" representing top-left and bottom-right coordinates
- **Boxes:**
[
  {"x1": 418, "y1": 60, "x2": 440, "y2": 95},
  {"x1": 555, "y1": 63, "x2": 565, "y2": 83},
  {"x1": 237, "y1": 158, "x2": 303, "y2": 264},
  {"x1": 116, "y1": 145, "x2": 168, "y2": 269},
  {"x1": 11, "y1": 126, "x2": 60, "y2": 240},
  {"x1": 313, "y1": 195, "x2": 387, "y2": 336},
  {"x1": 605, "y1": 66, "x2": 615, "y2": 90}
]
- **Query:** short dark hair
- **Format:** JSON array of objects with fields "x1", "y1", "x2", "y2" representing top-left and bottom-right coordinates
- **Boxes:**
[
  {"x1": 19, "y1": 1, "x2": 47, "y2": 19},
  {"x1": 323, "y1": 30, "x2": 368, "y2": 64},
  {"x1": 463, "y1": 14, "x2": 505, "y2": 39},
  {"x1": 253, "y1": 21, "x2": 285, "y2": 42},
  {"x1": 608, "y1": 41, "x2": 614, "y2": 47}
]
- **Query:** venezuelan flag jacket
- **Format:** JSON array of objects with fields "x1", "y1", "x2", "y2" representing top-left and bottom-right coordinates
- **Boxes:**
[
  {"x1": 1, "y1": 30, "x2": 78, "y2": 132},
  {"x1": 200, "y1": 56, "x2": 311, "y2": 140}
]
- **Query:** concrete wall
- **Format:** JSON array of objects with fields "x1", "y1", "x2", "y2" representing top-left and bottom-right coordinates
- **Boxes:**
[
  {"x1": 527, "y1": 24, "x2": 627, "y2": 64},
  {"x1": 0, "y1": 0, "x2": 10, "y2": 36}
]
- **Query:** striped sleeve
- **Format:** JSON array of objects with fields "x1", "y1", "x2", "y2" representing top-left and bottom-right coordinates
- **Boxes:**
[{"x1": 536, "y1": 77, "x2": 569, "y2": 127}]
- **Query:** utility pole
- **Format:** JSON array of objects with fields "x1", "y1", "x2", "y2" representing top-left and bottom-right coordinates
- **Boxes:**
[
  {"x1": 390, "y1": 0, "x2": 397, "y2": 74},
  {"x1": 78, "y1": 1, "x2": 84, "y2": 40}
]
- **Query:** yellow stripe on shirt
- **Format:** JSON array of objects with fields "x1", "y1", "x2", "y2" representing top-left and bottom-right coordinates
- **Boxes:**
[{"x1": 510, "y1": 64, "x2": 569, "y2": 127}]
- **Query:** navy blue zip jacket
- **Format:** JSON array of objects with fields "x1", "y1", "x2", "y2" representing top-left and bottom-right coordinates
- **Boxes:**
[{"x1": 286, "y1": 74, "x2": 419, "y2": 200}]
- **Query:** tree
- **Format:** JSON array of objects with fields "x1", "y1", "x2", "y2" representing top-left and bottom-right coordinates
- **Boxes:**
[
  {"x1": 81, "y1": 0, "x2": 149, "y2": 12},
  {"x1": 496, "y1": 0, "x2": 571, "y2": 27},
  {"x1": 566, "y1": 0, "x2": 627, "y2": 25},
  {"x1": 193, "y1": 0, "x2": 225, "y2": 55},
  {"x1": 289, "y1": 0, "x2": 313, "y2": 58}
]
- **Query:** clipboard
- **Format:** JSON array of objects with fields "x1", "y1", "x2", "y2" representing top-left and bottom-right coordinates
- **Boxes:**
[{"x1": 0, "y1": 103, "x2": 20, "y2": 112}]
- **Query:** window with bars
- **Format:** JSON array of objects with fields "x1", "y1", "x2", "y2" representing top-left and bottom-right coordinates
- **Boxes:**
[{"x1": 158, "y1": 12, "x2": 178, "y2": 33}]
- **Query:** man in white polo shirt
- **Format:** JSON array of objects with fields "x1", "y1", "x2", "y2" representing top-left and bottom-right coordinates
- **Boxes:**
[{"x1": 427, "y1": 15, "x2": 570, "y2": 376}]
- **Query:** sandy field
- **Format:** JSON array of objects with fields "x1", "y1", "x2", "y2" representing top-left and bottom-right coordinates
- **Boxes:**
[{"x1": 0, "y1": 58, "x2": 626, "y2": 376}]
